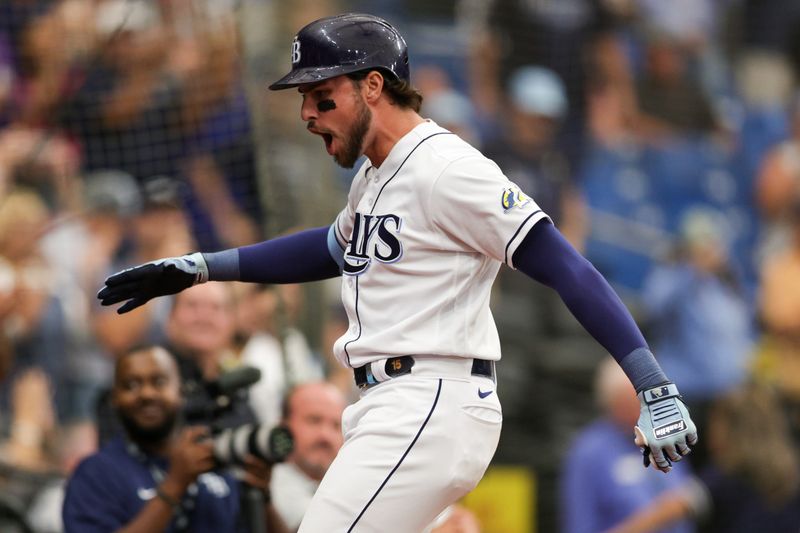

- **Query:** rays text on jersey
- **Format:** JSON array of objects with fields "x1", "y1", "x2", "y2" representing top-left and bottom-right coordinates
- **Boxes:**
[{"x1": 343, "y1": 212, "x2": 403, "y2": 276}]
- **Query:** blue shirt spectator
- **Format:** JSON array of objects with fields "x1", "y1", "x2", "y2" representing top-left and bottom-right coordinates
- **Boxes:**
[
  {"x1": 641, "y1": 209, "x2": 754, "y2": 402},
  {"x1": 562, "y1": 419, "x2": 694, "y2": 533},
  {"x1": 62, "y1": 345, "x2": 283, "y2": 533},
  {"x1": 602, "y1": 384, "x2": 800, "y2": 533},
  {"x1": 642, "y1": 264, "x2": 753, "y2": 401},
  {"x1": 63, "y1": 436, "x2": 241, "y2": 533},
  {"x1": 561, "y1": 357, "x2": 694, "y2": 533}
]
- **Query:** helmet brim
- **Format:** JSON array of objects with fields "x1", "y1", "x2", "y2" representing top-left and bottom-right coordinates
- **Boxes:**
[{"x1": 268, "y1": 65, "x2": 360, "y2": 90}]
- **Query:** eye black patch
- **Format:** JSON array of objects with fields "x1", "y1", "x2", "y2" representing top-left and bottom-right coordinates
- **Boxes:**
[{"x1": 317, "y1": 99, "x2": 336, "y2": 112}]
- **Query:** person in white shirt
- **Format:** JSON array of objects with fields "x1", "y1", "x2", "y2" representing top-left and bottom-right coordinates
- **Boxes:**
[{"x1": 271, "y1": 382, "x2": 345, "y2": 530}]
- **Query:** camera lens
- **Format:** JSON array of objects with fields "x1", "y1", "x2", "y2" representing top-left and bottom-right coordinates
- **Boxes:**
[{"x1": 212, "y1": 424, "x2": 293, "y2": 466}]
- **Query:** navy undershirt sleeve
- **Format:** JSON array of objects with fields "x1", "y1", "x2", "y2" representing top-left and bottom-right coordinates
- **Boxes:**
[
  {"x1": 204, "y1": 226, "x2": 341, "y2": 284},
  {"x1": 512, "y1": 221, "x2": 668, "y2": 391}
]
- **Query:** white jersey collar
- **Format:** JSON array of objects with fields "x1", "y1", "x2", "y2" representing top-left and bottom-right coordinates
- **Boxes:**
[{"x1": 369, "y1": 119, "x2": 448, "y2": 180}]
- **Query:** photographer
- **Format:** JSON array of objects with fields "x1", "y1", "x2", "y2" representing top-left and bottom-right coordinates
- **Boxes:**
[{"x1": 62, "y1": 345, "x2": 288, "y2": 533}]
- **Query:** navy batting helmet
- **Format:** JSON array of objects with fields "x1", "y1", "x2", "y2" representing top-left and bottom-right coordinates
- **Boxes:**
[{"x1": 268, "y1": 13, "x2": 410, "y2": 91}]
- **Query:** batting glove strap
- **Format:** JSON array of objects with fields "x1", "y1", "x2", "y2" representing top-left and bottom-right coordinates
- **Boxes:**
[
  {"x1": 165, "y1": 252, "x2": 209, "y2": 284},
  {"x1": 98, "y1": 252, "x2": 209, "y2": 314},
  {"x1": 641, "y1": 382, "x2": 681, "y2": 405}
]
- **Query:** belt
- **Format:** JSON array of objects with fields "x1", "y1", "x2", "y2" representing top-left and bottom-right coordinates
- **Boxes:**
[{"x1": 353, "y1": 356, "x2": 495, "y2": 389}]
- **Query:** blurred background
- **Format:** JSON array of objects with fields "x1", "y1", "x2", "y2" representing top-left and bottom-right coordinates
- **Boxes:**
[{"x1": 1, "y1": 0, "x2": 800, "y2": 532}]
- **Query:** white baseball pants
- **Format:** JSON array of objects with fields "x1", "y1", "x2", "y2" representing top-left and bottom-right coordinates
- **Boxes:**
[{"x1": 298, "y1": 357, "x2": 502, "y2": 533}]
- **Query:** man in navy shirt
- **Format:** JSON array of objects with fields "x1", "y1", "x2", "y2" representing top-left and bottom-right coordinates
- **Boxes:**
[{"x1": 62, "y1": 345, "x2": 287, "y2": 533}]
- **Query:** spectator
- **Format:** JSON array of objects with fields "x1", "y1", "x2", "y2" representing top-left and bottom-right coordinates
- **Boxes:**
[
  {"x1": 24, "y1": 420, "x2": 97, "y2": 533},
  {"x1": 13, "y1": 0, "x2": 97, "y2": 126},
  {"x1": 41, "y1": 169, "x2": 142, "y2": 422},
  {"x1": 235, "y1": 284, "x2": 323, "y2": 430},
  {"x1": 57, "y1": 0, "x2": 229, "y2": 181},
  {"x1": 422, "y1": 88, "x2": 481, "y2": 148},
  {"x1": 641, "y1": 208, "x2": 755, "y2": 468},
  {"x1": 0, "y1": 368, "x2": 58, "y2": 475},
  {"x1": 0, "y1": 126, "x2": 80, "y2": 213},
  {"x1": 91, "y1": 176, "x2": 194, "y2": 362},
  {"x1": 0, "y1": 189, "x2": 68, "y2": 418},
  {"x1": 755, "y1": 93, "x2": 800, "y2": 260},
  {"x1": 633, "y1": 31, "x2": 719, "y2": 139},
  {"x1": 162, "y1": 282, "x2": 257, "y2": 433},
  {"x1": 62, "y1": 345, "x2": 288, "y2": 533},
  {"x1": 271, "y1": 381, "x2": 479, "y2": 533},
  {"x1": 758, "y1": 200, "x2": 800, "y2": 437},
  {"x1": 166, "y1": 283, "x2": 240, "y2": 383},
  {"x1": 467, "y1": 0, "x2": 633, "y2": 164},
  {"x1": 632, "y1": 0, "x2": 731, "y2": 101},
  {"x1": 0, "y1": 368, "x2": 62, "y2": 532},
  {"x1": 560, "y1": 357, "x2": 694, "y2": 533},
  {"x1": 607, "y1": 383, "x2": 800, "y2": 533},
  {"x1": 270, "y1": 382, "x2": 346, "y2": 530}
]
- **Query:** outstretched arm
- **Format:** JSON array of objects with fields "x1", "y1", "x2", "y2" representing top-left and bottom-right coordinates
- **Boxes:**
[
  {"x1": 203, "y1": 225, "x2": 342, "y2": 283},
  {"x1": 513, "y1": 220, "x2": 698, "y2": 471},
  {"x1": 98, "y1": 225, "x2": 342, "y2": 314}
]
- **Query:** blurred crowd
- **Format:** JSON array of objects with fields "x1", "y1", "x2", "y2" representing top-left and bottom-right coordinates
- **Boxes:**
[{"x1": 2, "y1": 0, "x2": 800, "y2": 532}]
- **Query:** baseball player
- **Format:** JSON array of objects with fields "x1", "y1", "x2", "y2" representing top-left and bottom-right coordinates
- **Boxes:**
[{"x1": 98, "y1": 13, "x2": 698, "y2": 532}]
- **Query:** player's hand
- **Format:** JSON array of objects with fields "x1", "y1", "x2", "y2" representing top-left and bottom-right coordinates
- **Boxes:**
[
  {"x1": 97, "y1": 253, "x2": 208, "y2": 314},
  {"x1": 634, "y1": 383, "x2": 698, "y2": 473}
]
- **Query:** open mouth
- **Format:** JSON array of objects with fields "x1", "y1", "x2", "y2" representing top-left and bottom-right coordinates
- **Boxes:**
[
  {"x1": 308, "y1": 123, "x2": 335, "y2": 154},
  {"x1": 320, "y1": 133, "x2": 333, "y2": 155}
]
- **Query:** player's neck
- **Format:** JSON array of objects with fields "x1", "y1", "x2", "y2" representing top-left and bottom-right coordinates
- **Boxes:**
[{"x1": 363, "y1": 107, "x2": 425, "y2": 168}]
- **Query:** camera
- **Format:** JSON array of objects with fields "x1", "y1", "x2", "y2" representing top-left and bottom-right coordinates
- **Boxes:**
[
  {"x1": 183, "y1": 366, "x2": 293, "y2": 467},
  {"x1": 211, "y1": 423, "x2": 293, "y2": 466}
]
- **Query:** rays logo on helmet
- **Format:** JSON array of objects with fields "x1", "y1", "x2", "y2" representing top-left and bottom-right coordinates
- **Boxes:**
[
  {"x1": 291, "y1": 37, "x2": 301, "y2": 64},
  {"x1": 501, "y1": 186, "x2": 531, "y2": 213}
]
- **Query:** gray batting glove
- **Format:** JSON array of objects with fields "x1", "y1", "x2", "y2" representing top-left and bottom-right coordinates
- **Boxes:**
[
  {"x1": 97, "y1": 253, "x2": 208, "y2": 314},
  {"x1": 634, "y1": 382, "x2": 698, "y2": 473}
]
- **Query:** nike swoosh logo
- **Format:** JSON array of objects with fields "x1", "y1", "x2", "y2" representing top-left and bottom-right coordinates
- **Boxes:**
[
  {"x1": 137, "y1": 487, "x2": 156, "y2": 500},
  {"x1": 478, "y1": 388, "x2": 494, "y2": 399}
]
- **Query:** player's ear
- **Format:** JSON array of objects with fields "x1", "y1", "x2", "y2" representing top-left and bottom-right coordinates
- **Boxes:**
[{"x1": 363, "y1": 70, "x2": 384, "y2": 103}]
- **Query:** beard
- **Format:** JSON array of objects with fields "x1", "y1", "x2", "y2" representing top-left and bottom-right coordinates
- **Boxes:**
[
  {"x1": 334, "y1": 95, "x2": 372, "y2": 169},
  {"x1": 116, "y1": 405, "x2": 178, "y2": 444}
]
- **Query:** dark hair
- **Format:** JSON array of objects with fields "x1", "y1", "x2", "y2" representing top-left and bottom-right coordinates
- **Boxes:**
[
  {"x1": 113, "y1": 345, "x2": 177, "y2": 384},
  {"x1": 348, "y1": 70, "x2": 423, "y2": 112}
]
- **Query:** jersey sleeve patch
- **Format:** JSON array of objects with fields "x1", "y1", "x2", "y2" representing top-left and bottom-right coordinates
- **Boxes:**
[
  {"x1": 429, "y1": 156, "x2": 550, "y2": 263},
  {"x1": 501, "y1": 186, "x2": 532, "y2": 212}
]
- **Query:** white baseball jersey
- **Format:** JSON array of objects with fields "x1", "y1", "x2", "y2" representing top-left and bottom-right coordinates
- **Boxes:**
[{"x1": 329, "y1": 120, "x2": 550, "y2": 368}]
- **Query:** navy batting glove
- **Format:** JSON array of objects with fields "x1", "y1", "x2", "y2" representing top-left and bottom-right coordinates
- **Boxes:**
[
  {"x1": 634, "y1": 382, "x2": 698, "y2": 473},
  {"x1": 97, "y1": 253, "x2": 209, "y2": 314}
]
